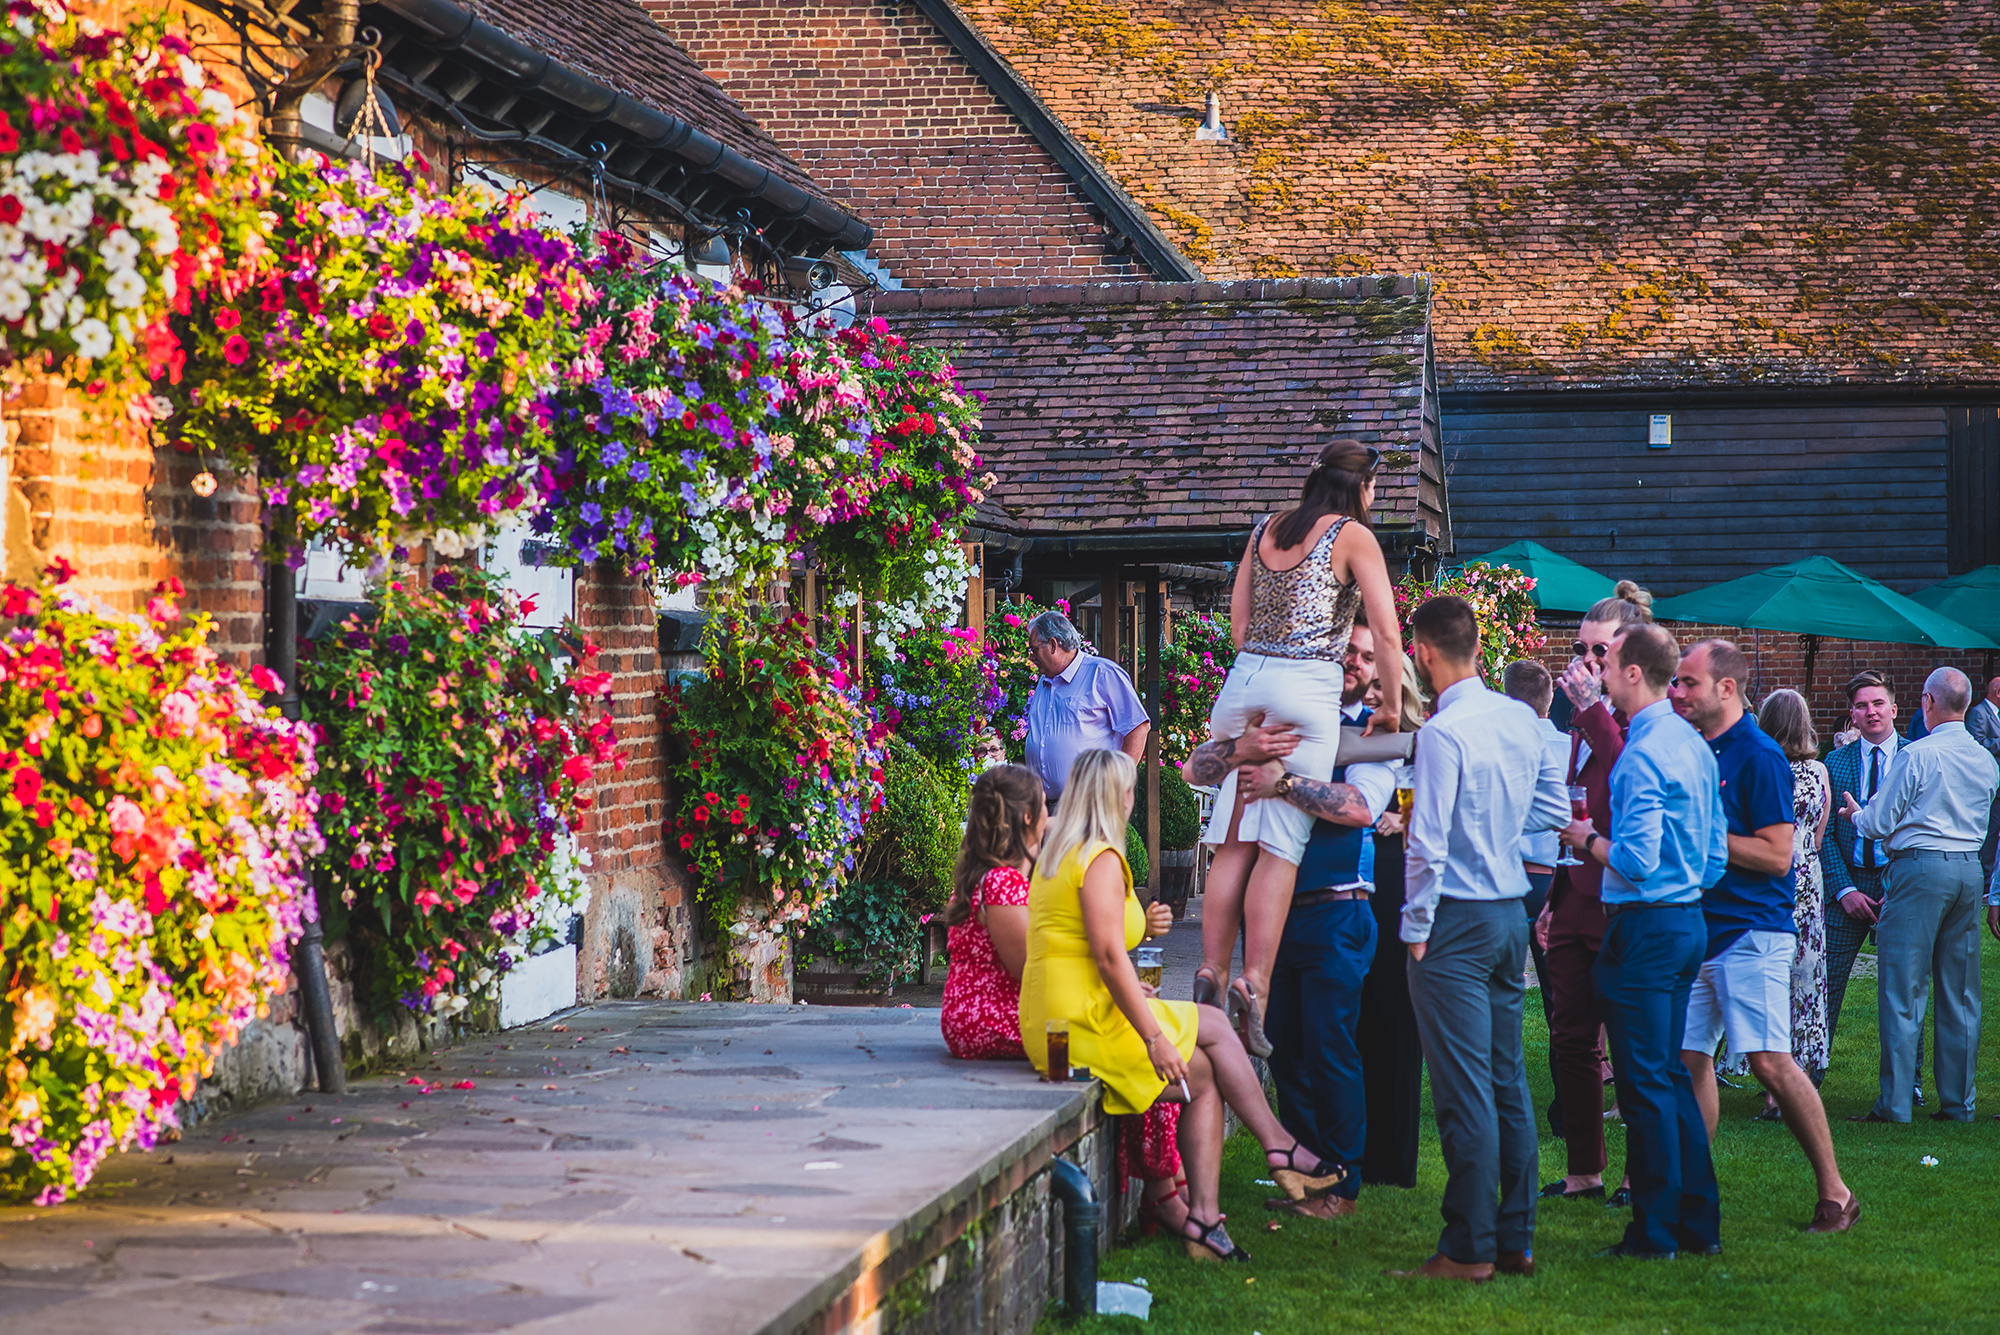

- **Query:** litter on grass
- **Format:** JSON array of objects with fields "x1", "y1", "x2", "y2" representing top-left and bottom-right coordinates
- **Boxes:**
[{"x1": 1096, "y1": 1282, "x2": 1152, "y2": 1320}]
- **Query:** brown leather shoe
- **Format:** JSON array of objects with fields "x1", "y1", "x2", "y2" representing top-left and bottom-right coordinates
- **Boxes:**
[
  {"x1": 1806, "y1": 1191, "x2": 1860, "y2": 1234},
  {"x1": 1496, "y1": 1249, "x2": 1535, "y2": 1277},
  {"x1": 1386, "y1": 1254, "x2": 1495, "y2": 1283}
]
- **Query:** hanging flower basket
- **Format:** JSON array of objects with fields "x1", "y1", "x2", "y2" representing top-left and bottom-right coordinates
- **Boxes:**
[
  {"x1": 538, "y1": 247, "x2": 874, "y2": 591},
  {"x1": 0, "y1": 1, "x2": 272, "y2": 398},
  {"x1": 163, "y1": 158, "x2": 589, "y2": 558},
  {"x1": 298, "y1": 565, "x2": 617, "y2": 1019},
  {"x1": 0, "y1": 564, "x2": 322, "y2": 1204}
]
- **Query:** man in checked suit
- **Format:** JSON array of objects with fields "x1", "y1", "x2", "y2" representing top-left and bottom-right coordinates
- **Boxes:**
[{"x1": 1820, "y1": 671, "x2": 1923, "y2": 1098}]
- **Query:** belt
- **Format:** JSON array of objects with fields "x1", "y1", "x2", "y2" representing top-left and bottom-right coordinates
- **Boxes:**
[
  {"x1": 1887, "y1": 849, "x2": 1981, "y2": 862},
  {"x1": 1294, "y1": 884, "x2": 1370, "y2": 906},
  {"x1": 1602, "y1": 899, "x2": 1700, "y2": 915}
]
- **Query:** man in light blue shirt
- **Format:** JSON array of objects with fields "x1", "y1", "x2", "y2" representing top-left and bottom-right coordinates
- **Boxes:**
[
  {"x1": 1022, "y1": 610, "x2": 1150, "y2": 805},
  {"x1": 1558, "y1": 622, "x2": 1725, "y2": 1260},
  {"x1": 1389, "y1": 597, "x2": 1567, "y2": 1284}
]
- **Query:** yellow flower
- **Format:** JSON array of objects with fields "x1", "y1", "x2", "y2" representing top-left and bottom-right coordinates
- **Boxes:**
[{"x1": 13, "y1": 988, "x2": 59, "y2": 1052}]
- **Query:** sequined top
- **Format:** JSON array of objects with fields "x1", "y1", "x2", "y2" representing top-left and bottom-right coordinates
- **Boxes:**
[{"x1": 1240, "y1": 515, "x2": 1363, "y2": 662}]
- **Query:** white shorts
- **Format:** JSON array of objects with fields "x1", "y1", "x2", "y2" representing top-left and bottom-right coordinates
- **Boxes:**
[
  {"x1": 1199, "y1": 651, "x2": 1344, "y2": 865},
  {"x1": 1683, "y1": 929, "x2": 1796, "y2": 1058}
]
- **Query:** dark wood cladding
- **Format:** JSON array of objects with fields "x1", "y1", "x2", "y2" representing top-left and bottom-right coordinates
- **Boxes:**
[
  {"x1": 1947, "y1": 407, "x2": 2000, "y2": 575},
  {"x1": 1443, "y1": 402, "x2": 1952, "y2": 595}
]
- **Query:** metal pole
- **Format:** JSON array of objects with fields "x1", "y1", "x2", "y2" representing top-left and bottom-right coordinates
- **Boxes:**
[{"x1": 268, "y1": 554, "x2": 345, "y2": 1094}]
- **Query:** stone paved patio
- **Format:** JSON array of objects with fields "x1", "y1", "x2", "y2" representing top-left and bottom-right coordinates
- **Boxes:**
[{"x1": 0, "y1": 1001, "x2": 1088, "y2": 1334}]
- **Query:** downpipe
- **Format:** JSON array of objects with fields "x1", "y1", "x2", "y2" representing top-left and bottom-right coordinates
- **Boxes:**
[
  {"x1": 268, "y1": 557, "x2": 346, "y2": 1095},
  {"x1": 1048, "y1": 1157, "x2": 1098, "y2": 1320}
]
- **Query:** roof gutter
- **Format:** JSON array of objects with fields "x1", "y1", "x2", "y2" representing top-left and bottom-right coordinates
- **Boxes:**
[
  {"x1": 366, "y1": 0, "x2": 872, "y2": 251},
  {"x1": 907, "y1": 0, "x2": 1199, "y2": 282}
]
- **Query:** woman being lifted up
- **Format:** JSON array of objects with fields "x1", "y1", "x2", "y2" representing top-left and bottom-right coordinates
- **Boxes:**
[{"x1": 1192, "y1": 440, "x2": 1402, "y2": 1055}]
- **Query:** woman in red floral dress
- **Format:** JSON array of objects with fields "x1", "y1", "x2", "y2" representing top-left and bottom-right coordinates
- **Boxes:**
[{"x1": 942, "y1": 764, "x2": 1188, "y2": 1234}]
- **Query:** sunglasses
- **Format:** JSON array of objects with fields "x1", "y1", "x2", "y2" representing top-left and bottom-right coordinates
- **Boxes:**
[{"x1": 1571, "y1": 641, "x2": 1610, "y2": 659}]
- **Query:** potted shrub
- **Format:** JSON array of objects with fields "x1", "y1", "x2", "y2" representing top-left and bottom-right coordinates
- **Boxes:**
[{"x1": 1134, "y1": 765, "x2": 1202, "y2": 917}]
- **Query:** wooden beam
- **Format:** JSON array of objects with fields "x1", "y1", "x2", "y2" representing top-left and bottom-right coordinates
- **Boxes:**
[
  {"x1": 962, "y1": 541, "x2": 985, "y2": 642},
  {"x1": 1143, "y1": 573, "x2": 1163, "y2": 899}
]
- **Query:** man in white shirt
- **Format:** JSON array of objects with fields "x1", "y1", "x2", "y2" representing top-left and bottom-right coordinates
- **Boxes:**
[
  {"x1": 1388, "y1": 597, "x2": 1568, "y2": 1284},
  {"x1": 1844, "y1": 667, "x2": 2000, "y2": 1123}
]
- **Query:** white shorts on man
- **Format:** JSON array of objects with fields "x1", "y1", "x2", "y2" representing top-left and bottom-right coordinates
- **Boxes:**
[{"x1": 1684, "y1": 930, "x2": 1796, "y2": 1056}]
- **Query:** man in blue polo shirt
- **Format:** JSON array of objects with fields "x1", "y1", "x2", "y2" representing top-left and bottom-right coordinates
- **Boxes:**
[{"x1": 1672, "y1": 639, "x2": 1859, "y2": 1235}]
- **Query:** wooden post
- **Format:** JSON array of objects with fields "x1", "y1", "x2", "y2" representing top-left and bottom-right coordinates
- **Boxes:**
[
  {"x1": 851, "y1": 591, "x2": 864, "y2": 685},
  {"x1": 1100, "y1": 563, "x2": 1124, "y2": 664},
  {"x1": 962, "y1": 541, "x2": 985, "y2": 642},
  {"x1": 1143, "y1": 573, "x2": 1163, "y2": 899}
]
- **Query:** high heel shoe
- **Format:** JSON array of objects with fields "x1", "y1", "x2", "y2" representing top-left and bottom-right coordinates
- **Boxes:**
[
  {"x1": 1136, "y1": 1183, "x2": 1190, "y2": 1238},
  {"x1": 1229, "y1": 978, "x2": 1272, "y2": 1058},
  {"x1": 1268, "y1": 1143, "x2": 1348, "y2": 1201},
  {"x1": 1192, "y1": 968, "x2": 1220, "y2": 1009},
  {"x1": 1183, "y1": 1213, "x2": 1251, "y2": 1263}
]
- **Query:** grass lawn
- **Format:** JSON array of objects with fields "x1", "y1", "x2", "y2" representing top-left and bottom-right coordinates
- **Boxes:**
[{"x1": 1045, "y1": 937, "x2": 2000, "y2": 1334}]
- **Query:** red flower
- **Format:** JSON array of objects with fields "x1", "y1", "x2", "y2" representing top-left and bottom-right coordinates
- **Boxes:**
[
  {"x1": 367, "y1": 312, "x2": 396, "y2": 340},
  {"x1": 679, "y1": 832, "x2": 695, "y2": 850},
  {"x1": 0, "y1": 195, "x2": 20, "y2": 226},
  {"x1": 214, "y1": 306, "x2": 240, "y2": 331},
  {"x1": 59, "y1": 126, "x2": 83, "y2": 154},
  {"x1": 184, "y1": 122, "x2": 217, "y2": 154},
  {"x1": 258, "y1": 281, "x2": 285, "y2": 314},
  {"x1": 728, "y1": 810, "x2": 744, "y2": 826},
  {"x1": 693, "y1": 806, "x2": 709, "y2": 823},
  {"x1": 11, "y1": 767, "x2": 41, "y2": 805},
  {"x1": 222, "y1": 334, "x2": 249, "y2": 365},
  {"x1": 736, "y1": 794, "x2": 751, "y2": 810},
  {"x1": 0, "y1": 111, "x2": 16, "y2": 153}
]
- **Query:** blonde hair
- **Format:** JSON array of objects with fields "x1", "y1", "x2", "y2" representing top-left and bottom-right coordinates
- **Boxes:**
[
  {"x1": 1036, "y1": 750, "x2": 1136, "y2": 884},
  {"x1": 1584, "y1": 579, "x2": 1655, "y2": 627},
  {"x1": 1395, "y1": 654, "x2": 1430, "y2": 731}
]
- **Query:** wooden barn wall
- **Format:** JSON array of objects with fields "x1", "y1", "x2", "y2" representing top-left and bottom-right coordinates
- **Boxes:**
[{"x1": 1441, "y1": 401, "x2": 1954, "y2": 595}]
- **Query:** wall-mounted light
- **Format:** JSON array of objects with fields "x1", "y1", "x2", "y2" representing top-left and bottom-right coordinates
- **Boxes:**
[
  {"x1": 688, "y1": 233, "x2": 732, "y2": 267},
  {"x1": 780, "y1": 254, "x2": 837, "y2": 294}
]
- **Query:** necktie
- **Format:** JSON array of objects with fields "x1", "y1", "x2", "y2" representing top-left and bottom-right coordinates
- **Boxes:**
[{"x1": 1861, "y1": 748, "x2": 1880, "y2": 870}]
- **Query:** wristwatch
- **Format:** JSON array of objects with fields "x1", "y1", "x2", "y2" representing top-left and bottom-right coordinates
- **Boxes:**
[
  {"x1": 1585, "y1": 832, "x2": 1603, "y2": 854},
  {"x1": 1275, "y1": 772, "x2": 1296, "y2": 800}
]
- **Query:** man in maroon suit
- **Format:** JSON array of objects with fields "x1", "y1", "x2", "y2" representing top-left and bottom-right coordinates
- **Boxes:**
[{"x1": 1535, "y1": 593, "x2": 1647, "y2": 1201}]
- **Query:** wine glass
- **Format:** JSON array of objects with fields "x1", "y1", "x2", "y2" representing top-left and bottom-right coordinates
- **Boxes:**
[{"x1": 1557, "y1": 785, "x2": 1589, "y2": 867}]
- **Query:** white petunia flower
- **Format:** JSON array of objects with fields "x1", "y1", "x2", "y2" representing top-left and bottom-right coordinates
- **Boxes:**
[
  {"x1": 105, "y1": 267, "x2": 147, "y2": 310},
  {"x1": 71, "y1": 318, "x2": 113, "y2": 360}
]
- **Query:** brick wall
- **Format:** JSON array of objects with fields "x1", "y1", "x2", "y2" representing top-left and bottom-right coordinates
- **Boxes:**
[
  {"x1": 3, "y1": 379, "x2": 266, "y2": 665},
  {"x1": 1531, "y1": 615, "x2": 1998, "y2": 747},
  {"x1": 573, "y1": 563, "x2": 692, "y2": 1001},
  {"x1": 644, "y1": 0, "x2": 1146, "y2": 287}
]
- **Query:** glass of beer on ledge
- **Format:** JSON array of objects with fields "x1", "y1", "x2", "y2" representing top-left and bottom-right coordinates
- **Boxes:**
[
  {"x1": 1044, "y1": 1019, "x2": 1070, "y2": 1083},
  {"x1": 1135, "y1": 946, "x2": 1164, "y2": 991}
]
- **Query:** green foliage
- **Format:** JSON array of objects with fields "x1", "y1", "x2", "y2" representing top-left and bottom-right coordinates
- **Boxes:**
[
  {"x1": 1133, "y1": 764, "x2": 1202, "y2": 851},
  {"x1": 799, "y1": 738, "x2": 965, "y2": 987},
  {"x1": 869, "y1": 625, "x2": 1004, "y2": 774},
  {"x1": 661, "y1": 610, "x2": 884, "y2": 932},
  {"x1": 1158, "y1": 612, "x2": 1234, "y2": 764},
  {"x1": 985, "y1": 595, "x2": 1096, "y2": 762},
  {"x1": 1124, "y1": 820, "x2": 1150, "y2": 884},
  {"x1": 299, "y1": 566, "x2": 614, "y2": 1020}
]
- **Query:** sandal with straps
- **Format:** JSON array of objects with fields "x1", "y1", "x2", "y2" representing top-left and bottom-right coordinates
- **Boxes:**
[
  {"x1": 1268, "y1": 1142, "x2": 1349, "y2": 1201},
  {"x1": 1136, "y1": 1181, "x2": 1190, "y2": 1238},
  {"x1": 1183, "y1": 1213, "x2": 1251, "y2": 1264},
  {"x1": 1229, "y1": 978, "x2": 1273, "y2": 1059}
]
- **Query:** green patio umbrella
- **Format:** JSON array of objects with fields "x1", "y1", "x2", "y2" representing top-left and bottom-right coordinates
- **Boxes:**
[
  {"x1": 1651, "y1": 556, "x2": 1999, "y2": 651},
  {"x1": 1458, "y1": 540, "x2": 1618, "y2": 615},
  {"x1": 1909, "y1": 566, "x2": 2000, "y2": 646}
]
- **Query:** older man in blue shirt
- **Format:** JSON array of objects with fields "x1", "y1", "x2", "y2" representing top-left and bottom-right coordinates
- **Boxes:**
[
  {"x1": 1022, "y1": 609, "x2": 1150, "y2": 806},
  {"x1": 1559, "y1": 622, "x2": 1727, "y2": 1261}
]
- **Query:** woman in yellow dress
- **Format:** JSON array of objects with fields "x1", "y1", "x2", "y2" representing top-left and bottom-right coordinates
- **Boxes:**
[{"x1": 1020, "y1": 749, "x2": 1347, "y2": 1264}]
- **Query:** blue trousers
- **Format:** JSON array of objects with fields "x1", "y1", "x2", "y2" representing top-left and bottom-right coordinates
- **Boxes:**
[
  {"x1": 1594, "y1": 904, "x2": 1721, "y2": 1255},
  {"x1": 1266, "y1": 898, "x2": 1377, "y2": 1200}
]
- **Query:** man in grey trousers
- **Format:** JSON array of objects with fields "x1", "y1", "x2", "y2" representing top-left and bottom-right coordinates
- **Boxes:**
[
  {"x1": 1843, "y1": 667, "x2": 2000, "y2": 1124},
  {"x1": 1389, "y1": 596, "x2": 1568, "y2": 1283}
]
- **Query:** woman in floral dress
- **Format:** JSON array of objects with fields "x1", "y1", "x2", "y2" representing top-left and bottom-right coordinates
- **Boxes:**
[{"x1": 1732, "y1": 691, "x2": 1831, "y2": 1110}]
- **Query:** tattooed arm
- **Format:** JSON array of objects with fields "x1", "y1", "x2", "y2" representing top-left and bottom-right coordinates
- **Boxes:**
[
  {"x1": 1237, "y1": 761, "x2": 1377, "y2": 828},
  {"x1": 1181, "y1": 720, "x2": 1302, "y2": 787}
]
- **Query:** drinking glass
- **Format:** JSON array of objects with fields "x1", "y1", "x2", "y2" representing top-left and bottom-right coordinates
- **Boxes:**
[
  {"x1": 1395, "y1": 783, "x2": 1415, "y2": 819},
  {"x1": 1558, "y1": 784, "x2": 1589, "y2": 867},
  {"x1": 1044, "y1": 1019, "x2": 1071, "y2": 1083},
  {"x1": 1135, "y1": 946, "x2": 1164, "y2": 991}
]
